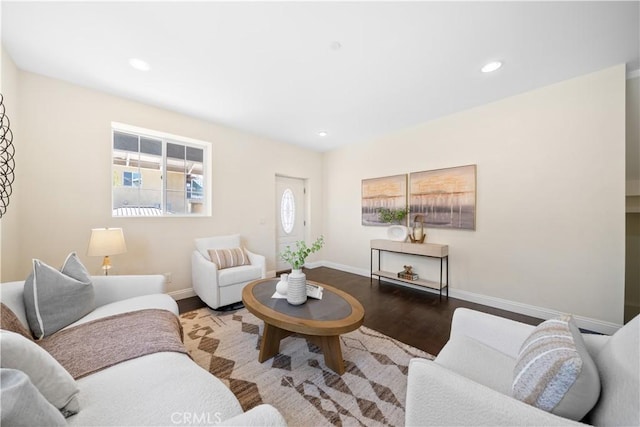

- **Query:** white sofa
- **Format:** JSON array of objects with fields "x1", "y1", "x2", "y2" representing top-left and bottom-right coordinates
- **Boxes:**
[
  {"x1": 406, "y1": 308, "x2": 639, "y2": 426},
  {"x1": 192, "y1": 234, "x2": 266, "y2": 309},
  {"x1": 1, "y1": 275, "x2": 285, "y2": 426}
]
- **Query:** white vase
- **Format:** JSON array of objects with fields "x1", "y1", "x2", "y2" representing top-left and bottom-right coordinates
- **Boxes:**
[
  {"x1": 276, "y1": 273, "x2": 288, "y2": 295},
  {"x1": 286, "y1": 269, "x2": 307, "y2": 305},
  {"x1": 387, "y1": 225, "x2": 409, "y2": 241}
]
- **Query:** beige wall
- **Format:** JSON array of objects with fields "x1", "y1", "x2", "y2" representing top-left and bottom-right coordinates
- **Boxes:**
[
  {"x1": 323, "y1": 65, "x2": 626, "y2": 325},
  {"x1": 1, "y1": 48, "x2": 629, "y2": 328},
  {"x1": 2, "y1": 70, "x2": 323, "y2": 293},
  {"x1": 0, "y1": 48, "x2": 21, "y2": 280}
]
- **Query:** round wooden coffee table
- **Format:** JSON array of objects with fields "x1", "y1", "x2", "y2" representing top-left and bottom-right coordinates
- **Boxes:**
[{"x1": 242, "y1": 278, "x2": 365, "y2": 375}]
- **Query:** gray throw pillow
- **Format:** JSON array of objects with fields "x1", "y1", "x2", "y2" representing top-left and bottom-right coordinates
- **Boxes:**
[
  {"x1": 23, "y1": 252, "x2": 95, "y2": 339},
  {"x1": 0, "y1": 368, "x2": 67, "y2": 426},
  {"x1": 0, "y1": 330, "x2": 79, "y2": 417}
]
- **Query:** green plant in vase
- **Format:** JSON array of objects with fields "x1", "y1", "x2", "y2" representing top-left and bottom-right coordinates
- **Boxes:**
[
  {"x1": 279, "y1": 236, "x2": 324, "y2": 305},
  {"x1": 280, "y1": 235, "x2": 325, "y2": 270}
]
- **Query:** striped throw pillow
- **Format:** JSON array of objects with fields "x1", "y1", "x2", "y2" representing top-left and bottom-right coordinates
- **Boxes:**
[
  {"x1": 207, "y1": 247, "x2": 251, "y2": 269},
  {"x1": 512, "y1": 315, "x2": 600, "y2": 421}
]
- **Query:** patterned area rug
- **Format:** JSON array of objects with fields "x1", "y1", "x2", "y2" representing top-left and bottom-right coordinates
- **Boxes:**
[{"x1": 180, "y1": 308, "x2": 433, "y2": 427}]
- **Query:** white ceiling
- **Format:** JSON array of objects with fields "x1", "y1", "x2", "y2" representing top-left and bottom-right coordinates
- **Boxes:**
[{"x1": 2, "y1": 1, "x2": 639, "y2": 152}]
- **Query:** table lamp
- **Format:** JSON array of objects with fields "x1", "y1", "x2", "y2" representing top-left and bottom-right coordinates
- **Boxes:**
[{"x1": 87, "y1": 227, "x2": 127, "y2": 275}]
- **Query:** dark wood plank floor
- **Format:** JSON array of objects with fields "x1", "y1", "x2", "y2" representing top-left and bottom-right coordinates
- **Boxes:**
[{"x1": 177, "y1": 266, "x2": 543, "y2": 356}]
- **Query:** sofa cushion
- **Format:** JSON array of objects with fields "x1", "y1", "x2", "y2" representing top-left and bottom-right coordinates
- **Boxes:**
[
  {"x1": 512, "y1": 315, "x2": 600, "y2": 421},
  {"x1": 67, "y1": 352, "x2": 244, "y2": 426},
  {"x1": 0, "y1": 368, "x2": 67, "y2": 427},
  {"x1": 1, "y1": 302, "x2": 33, "y2": 340},
  {"x1": 435, "y1": 334, "x2": 516, "y2": 395},
  {"x1": 218, "y1": 264, "x2": 263, "y2": 287},
  {"x1": 23, "y1": 253, "x2": 95, "y2": 339},
  {"x1": 0, "y1": 330, "x2": 79, "y2": 417},
  {"x1": 208, "y1": 247, "x2": 251, "y2": 270},
  {"x1": 585, "y1": 315, "x2": 639, "y2": 426}
]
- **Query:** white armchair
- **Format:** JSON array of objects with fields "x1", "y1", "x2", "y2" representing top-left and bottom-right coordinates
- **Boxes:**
[
  {"x1": 406, "y1": 308, "x2": 639, "y2": 426},
  {"x1": 191, "y1": 234, "x2": 266, "y2": 309}
]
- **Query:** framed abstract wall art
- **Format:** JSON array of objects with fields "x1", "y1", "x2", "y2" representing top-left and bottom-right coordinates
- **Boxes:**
[
  {"x1": 361, "y1": 174, "x2": 407, "y2": 226},
  {"x1": 409, "y1": 164, "x2": 476, "y2": 230}
]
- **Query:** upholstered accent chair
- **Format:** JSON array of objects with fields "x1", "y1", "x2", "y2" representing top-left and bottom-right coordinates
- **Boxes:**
[
  {"x1": 191, "y1": 234, "x2": 266, "y2": 309},
  {"x1": 405, "y1": 308, "x2": 640, "y2": 426}
]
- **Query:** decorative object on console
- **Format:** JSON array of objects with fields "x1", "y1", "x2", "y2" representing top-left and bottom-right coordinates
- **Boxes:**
[
  {"x1": 361, "y1": 174, "x2": 407, "y2": 226},
  {"x1": 410, "y1": 164, "x2": 476, "y2": 230},
  {"x1": 0, "y1": 94, "x2": 15, "y2": 219},
  {"x1": 409, "y1": 214, "x2": 426, "y2": 243},
  {"x1": 398, "y1": 265, "x2": 419, "y2": 280},
  {"x1": 381, "y1": 207, "x2": 409, "y2": 241},
  {"x1": 279, "y1": 236, "x2": 324, "y2": 305},
  {"x1": 87, "y1": 227, "x2": 127, "y2": 275},
  {"x1": 387, "y1": 224, "x2": 409, "y2": 241}
]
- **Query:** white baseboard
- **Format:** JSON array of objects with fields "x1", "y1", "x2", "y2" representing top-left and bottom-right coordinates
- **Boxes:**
[
  {"x1": 313, "y1": 261, "x2": 368, "y2": 276},
  {"x1": 316, "y1": 260, "x2": 622, "y2": 335},
  {"x1": 168, "y1": 288, "x2": 196, "y2": 300}
]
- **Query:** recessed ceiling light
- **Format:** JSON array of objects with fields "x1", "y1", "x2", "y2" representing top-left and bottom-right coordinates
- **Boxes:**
[
  {"x1": 318, "y1": 131, "x2": 328, "y2": 137},
  {"x1": 481, "y1": 61, "x2": 502, "y2": 73},
  {"x1": 129, "y1": 58, "x2": 150, "y2": 71},
  {"x1": 330, "y1": 41, "x2": 342, "y2": 51}
]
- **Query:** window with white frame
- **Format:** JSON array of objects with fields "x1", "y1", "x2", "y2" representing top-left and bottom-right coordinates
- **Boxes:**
[{"x1": 111, "y1": 123, "x2": 211, "y2": 217}]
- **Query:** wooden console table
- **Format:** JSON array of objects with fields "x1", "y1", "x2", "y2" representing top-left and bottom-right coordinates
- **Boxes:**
[{"x1": 370, "y1": 239, "x2": 449, "y2": 300}]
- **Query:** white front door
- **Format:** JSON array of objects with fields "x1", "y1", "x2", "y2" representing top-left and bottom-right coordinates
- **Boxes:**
[{"x1": 276, "y1": 176, "x2": 306, "y2": 271}]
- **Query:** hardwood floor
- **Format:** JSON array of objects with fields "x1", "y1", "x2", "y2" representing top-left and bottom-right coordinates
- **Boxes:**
[{"x1": 177, "y1": 266, "x2": 543, "y2": 356}]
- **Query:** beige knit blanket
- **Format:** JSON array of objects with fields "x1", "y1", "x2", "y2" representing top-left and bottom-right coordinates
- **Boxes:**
[{"x1": 40, "y1": 309, "x2": 187, "y2": 379}]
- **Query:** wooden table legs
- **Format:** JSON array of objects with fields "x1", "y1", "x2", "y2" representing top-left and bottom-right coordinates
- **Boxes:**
[
  {"x1": 259, "y1": 323, "x2": 346, "y2": 375},
  {"x1": 310, "y1": 335, "x2": 345, "y2": 375},
  {"x1": 258, "y1": 323, "x2": 293, "y2": 362}
]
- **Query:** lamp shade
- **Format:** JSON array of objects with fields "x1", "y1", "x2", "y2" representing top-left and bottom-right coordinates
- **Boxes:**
[{"x1": 87, "y1": 228, "x2": 127, "y2": 256}]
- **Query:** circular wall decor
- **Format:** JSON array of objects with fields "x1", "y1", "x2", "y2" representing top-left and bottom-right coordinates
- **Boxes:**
[{"x1": 0, "y1": 94, "x2": 15, "y2": 218}]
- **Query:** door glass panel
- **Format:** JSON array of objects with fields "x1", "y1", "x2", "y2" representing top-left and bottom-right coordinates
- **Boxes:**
[{"x1": 281, "y1": 188, "x2": 295, "y2": 234}]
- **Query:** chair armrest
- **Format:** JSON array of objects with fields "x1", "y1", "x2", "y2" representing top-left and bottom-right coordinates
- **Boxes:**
[
  {"x1": 449, "y1": 308, "x2": 536, "y2": 358},
  {"x1": 191, "y1": 250, "x2": 220, "y2": 286},
  {"x1": 246, "y1": 249, "x2": 266, "y2": 279},
  {"x1": 91, "y1": 275, "x2": 166, "y2": 308},
  {"x1": 220, "y1": 404, "x2": 287, "y2": 426},
  {"x1": 191, "y1": 250, "x2": 221, "y2": 308},
  {"x1": 406, "y1": 358, "x2": 585, "y2": 426}
]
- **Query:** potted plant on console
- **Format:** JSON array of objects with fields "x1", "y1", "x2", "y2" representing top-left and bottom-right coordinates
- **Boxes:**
[{"x1": 280, "y1": 236, "x2": 324, "y2": 305}]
